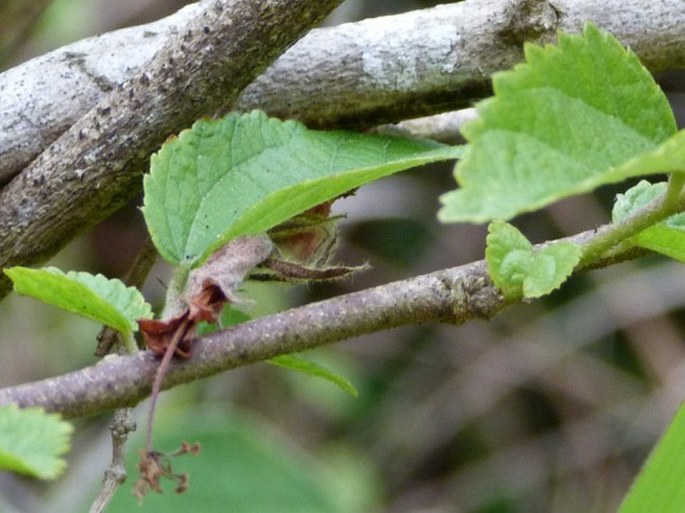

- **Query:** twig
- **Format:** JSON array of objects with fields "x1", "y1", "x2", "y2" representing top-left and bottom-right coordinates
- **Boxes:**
[
  {"x1": 145, "y1": 318, "x2": 192, "y2": 452},
  {"x1": 374, "y1": 109, "x2": 477, "y2": 144},
  {"x1": 0, "y1": 225, "x2": 649, "y2": 419},
  {"x1": 95, "y1": 235, "x2": 158, "y2": 356},
  {"x1": 88, "y1": 408, "x2": 136, "y2": 513}
]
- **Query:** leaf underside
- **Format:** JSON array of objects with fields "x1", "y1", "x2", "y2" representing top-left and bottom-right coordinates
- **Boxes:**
[
  {"x1": 268, "y1": 354, "x2": 358, "y2": 397},
  {"x1": 439, "y1": 23, "x2": 684, "y2": 224},
  {"x1": 143, "y1": 110, "x2": 463, "y2": 266}
]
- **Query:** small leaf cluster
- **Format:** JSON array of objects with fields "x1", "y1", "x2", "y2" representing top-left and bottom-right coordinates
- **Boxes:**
[{"x1": 439, "y1": 24, "x2": 685, "y2": 302}]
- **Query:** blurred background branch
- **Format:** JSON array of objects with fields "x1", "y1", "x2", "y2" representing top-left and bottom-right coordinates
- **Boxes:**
[{"x1": 0, "y1": 0, "x2": 53, "y2": 65}]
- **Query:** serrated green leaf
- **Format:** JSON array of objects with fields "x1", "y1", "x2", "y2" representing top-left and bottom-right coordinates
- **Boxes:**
[
  {"x1": 619, "y1": 399, "x2": 685, "y2": 513},
  {"x1": 0, "y1": 404, "x2": 73, "y2": 480},
  {"x1": 485, "y1": 221, "x2": 532, "y2": 300},
  {"x1": 612, "y1": 181, "x2": 685, "y2": 262},
  {"x1": 143, "y1": 110, "x2": 463, "y2": 266},
  {"x1": 612, "y1": 180, "x2": 667, "y2": 223},
  {"x1": 268, "y1": 354, "x2": 358, "y2": 397},
  {"x1": 4, "y1": 267, "x2": 152, "y2": 333},
  {"x1": 439, "y1": 23, "x2": 682, "y2": 224},
  {"x1": 523, "y1": 242, "x2": 582, "y2": 298},
  {"x1": 486, "y1": 221, "x2": 581, "y2": 299}
]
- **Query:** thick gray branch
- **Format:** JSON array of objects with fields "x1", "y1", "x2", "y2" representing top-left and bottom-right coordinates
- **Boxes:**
[
  {"x1": 0, "y1": 3, "x2": 204, "y2": 185},
  {"x1": 239, "y1": 0, "x2": 685, "y2": 126},
  {"x1": 2, "y1": 0, "x2": 684, "y2": 183},
  {"x1": 0, "y1": 0, "x2": 343, "y2": 299}
]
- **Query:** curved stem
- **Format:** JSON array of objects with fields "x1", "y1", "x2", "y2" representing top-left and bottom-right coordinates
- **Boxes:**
[
  {"x1": 579, "y1": 174, "x2": 685, "y2": 266},
  {"x1": 145, "y1": 318, "x2": 191, "y2": 452},
  {"x1": 663, "y1": 171, "x2": 685, "y2": 210}
]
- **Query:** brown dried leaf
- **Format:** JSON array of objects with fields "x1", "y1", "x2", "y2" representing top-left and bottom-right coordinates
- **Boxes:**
[
  {"x1": 133, "y1": 443, "x2": 200, "y2": 500},
  {"x1": 138, "y1": 313, "x2": 194, "y2": 358}
]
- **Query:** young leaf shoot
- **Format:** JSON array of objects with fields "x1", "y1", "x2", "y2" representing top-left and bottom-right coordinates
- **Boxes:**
[{"x1": 486, "y1": 221, "x2": 581, "y2": 300}]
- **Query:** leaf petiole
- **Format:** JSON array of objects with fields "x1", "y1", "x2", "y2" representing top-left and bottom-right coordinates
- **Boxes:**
[
  {"x1": 662, "y1": 171, "x2": 685, "y2": 211},
  {"x1": 120, "y1": 331, "x2": 139, "y2": 355}
]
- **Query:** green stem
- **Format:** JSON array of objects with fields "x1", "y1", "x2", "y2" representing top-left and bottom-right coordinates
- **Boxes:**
[
  {"x1": 120, "y1": 331, "x2": 139, "y2": 355},
  {"x1": 663, "y1": 172, "x2": 685, "y2": 210},
  {"x1": 580, "y1": 173, "x2": 685, "y2": 267}
]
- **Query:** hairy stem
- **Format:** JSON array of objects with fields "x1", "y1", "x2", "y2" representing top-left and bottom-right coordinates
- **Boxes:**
[
  {"x1": 120, "y1": 332, "x2": 138, "y2": 356},
  {"x1": 663, "y1": 171, "x2": 685, "y2": 210}
]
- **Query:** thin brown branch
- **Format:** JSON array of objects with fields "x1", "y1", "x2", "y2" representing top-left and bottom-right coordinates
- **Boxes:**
[
  {"x1": 0, "y1": 226, "x2": 645, "y2": 419},
  {"x1": 0, "y1": 0, "x2": 344, "y2": 300},
  {"x1": 95, "y1": 235, "x2": 157, "y2": 356}
]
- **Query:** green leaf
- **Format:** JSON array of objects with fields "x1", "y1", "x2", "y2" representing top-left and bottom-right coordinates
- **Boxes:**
[
  {"x1": 143, "y1": 110, "x2": 463, "y2": 266},
  {"x1": 485, "y1": 221, "x2": 532, "y2": 300},
  {"x1": 268, "y1": 354, "x2": 358, "y2": 397},
  {"x1": 612, "y1": 180, "x2": 685, "y2": 262},
  {"x1": 619, "y1": 400, "x2": 685, "y2": 513},
  {"x1": 439, "y1": 23, "x2": 683, "y2": 224},
  {"x1": 4, "y1": 267, "x2": 152, "y2": 333},
  {"x1": 486, "y1": 221, "x2": 581, "y2": 299},
  {"x1": 0, "y1": 404, "x2": 73, "y2": 480},
  {"x1": 633, "y1": 223, "x2": 685, "y2": 263},
  {"x1": 612, "y1": 180, "x2": 666, "y2": 223}
]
